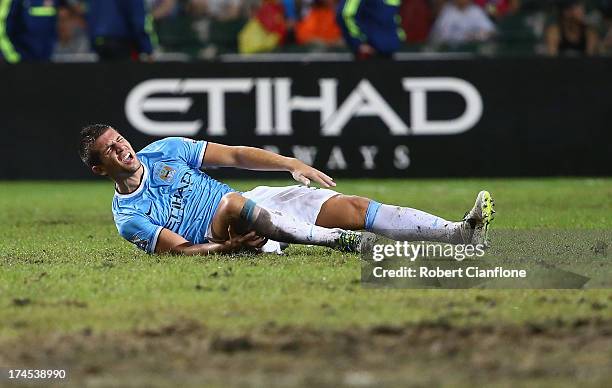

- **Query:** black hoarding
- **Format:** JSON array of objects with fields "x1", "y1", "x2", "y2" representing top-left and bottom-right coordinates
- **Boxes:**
[{"x1": 1, "y1": 58, "x2": 611, "y2": 179}]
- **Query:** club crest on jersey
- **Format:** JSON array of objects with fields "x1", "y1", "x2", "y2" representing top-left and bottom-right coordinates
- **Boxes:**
[{"x1": 156, "y1": 165, "x2": 176, "y2": 183}]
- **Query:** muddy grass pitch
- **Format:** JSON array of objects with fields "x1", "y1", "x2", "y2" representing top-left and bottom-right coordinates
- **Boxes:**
[{"x1": 1, "y1": 178, "x2": 611, "y2": 386}]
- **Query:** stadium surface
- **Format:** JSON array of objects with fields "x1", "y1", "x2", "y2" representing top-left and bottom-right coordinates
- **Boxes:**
[{"x1": 1, "y1": 178, "x2": 611, "y2": 386}]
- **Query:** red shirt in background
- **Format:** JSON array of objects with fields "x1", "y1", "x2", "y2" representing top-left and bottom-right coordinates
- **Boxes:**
[{"x1": 399, "y1": 0, "x2": 433, "y2": 43}]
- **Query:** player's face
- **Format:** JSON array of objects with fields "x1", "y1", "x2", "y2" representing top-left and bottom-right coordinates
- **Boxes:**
[{"x1": 92, "y1": 128, "x2": 141, "y2": 176}]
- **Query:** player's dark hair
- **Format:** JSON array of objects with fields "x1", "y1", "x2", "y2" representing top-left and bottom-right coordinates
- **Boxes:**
[{"x1": 78, "y1": 124, "x2": 114, "y2": 167}]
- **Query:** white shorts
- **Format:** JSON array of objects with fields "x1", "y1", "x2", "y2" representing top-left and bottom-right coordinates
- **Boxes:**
[
  {"x1": 242, "y1": 185, "x2": 339, "y2": 223},
  {"x1": 206, "y1": 185, "x2": 339, "y2": 253}
]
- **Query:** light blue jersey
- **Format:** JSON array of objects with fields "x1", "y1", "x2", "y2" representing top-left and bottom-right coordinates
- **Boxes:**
[{"x1": 112, "y1": 137, "x2": 234, "y2": 253}]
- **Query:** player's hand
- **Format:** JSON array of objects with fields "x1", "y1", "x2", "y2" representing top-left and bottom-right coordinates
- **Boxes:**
[
  {"x1": 290, "y1": 160, "x2": 336, "y2": 188},
  {"x1": 226, "y1": 226, "x2": 267, "y2": 251}
]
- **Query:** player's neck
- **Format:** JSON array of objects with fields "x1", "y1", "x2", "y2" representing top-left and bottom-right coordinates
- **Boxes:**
[{"x1": 114, "y1": 164, "x2": 144, "y2": 195}]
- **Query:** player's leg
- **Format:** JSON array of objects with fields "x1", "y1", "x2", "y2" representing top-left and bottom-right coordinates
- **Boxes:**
[
  {"x1": 315, "y1": 195, "x2": 369, "y2": 230},
  {"x1": 316, "y1": 194, "x2": 462, "y2": 242},
  {"x1": 316, "y1": 192, "x2": 495, "y2": 245},
  {"x1": 209, "y1": 192, "x2": 360, "y2": 251}
]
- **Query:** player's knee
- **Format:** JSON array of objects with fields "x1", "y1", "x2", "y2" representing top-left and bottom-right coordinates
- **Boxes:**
[
  {"x1": 351, "y1": 196, "x2": 370, "y2": 216},
  {"x1": 217, "y1": 192, "x2": 246, "y2": 219},
  {"x1": 343, "y1": 195, "x2": 370, "y2": 221}
]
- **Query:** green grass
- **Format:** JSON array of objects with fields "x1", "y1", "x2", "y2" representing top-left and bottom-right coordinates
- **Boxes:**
[
  {"x1": 1, "y1": 178, "x2": 611, "y2": 386},
  {"x1": 1, "y1": 178, "x2": 611, "y2": 338}
]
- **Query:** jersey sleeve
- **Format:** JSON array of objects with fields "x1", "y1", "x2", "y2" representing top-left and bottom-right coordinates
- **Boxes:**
[
  {"x1": 117, "y1": 213, "x2": 163, "y2": 254},
  {"x1": 167, "y1": 137, "x2": 208, "y2": 169},
  {"x1": 338, "y1": 0, "x2": 366, "y2": 52},
  {"x1": 141, "y1": 137, "x2": 208, "y2": 169}
]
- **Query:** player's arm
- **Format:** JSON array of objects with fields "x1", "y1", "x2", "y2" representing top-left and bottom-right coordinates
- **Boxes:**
[
  {"x1": 155, "y1": 227, "x2": 266, "y2": 255},
  {"x1": 203, "y1": 142, "x2": 336, "y2": 187}
]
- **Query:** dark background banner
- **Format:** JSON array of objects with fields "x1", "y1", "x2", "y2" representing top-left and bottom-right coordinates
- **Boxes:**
[{"x1": 2, "y1": 58, "x2": 611, "y2": 179}]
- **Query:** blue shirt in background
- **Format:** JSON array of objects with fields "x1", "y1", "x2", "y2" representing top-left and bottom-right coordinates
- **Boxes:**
[
  {"x1": 0, "y1": 0, "x2": 64, "y2": 62},
  {"x1": 86, "y1": 0, "x2": 154, "y2": 55},
  {"x1": 336, "y1": 0, "x2": 403, "y2": 56}
]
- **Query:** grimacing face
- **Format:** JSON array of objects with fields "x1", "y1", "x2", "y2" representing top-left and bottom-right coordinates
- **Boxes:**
[{"x1": 91, "y1": 128, "x2": 141, "y2": 177}]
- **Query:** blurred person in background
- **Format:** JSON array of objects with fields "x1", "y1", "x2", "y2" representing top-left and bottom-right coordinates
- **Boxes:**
[
  {"x1": 544, "y1": 0, "x2": 598, "y2": 56},
  {"x1": 188, "y1": 0, "x2": 243, "y2": 20},
  {"x1": 601, "y1": 0, "x2": 612, "y2": 53},
  {"x1": 281, "y1": 0, "x2": 298, "y2": 42},
  {"x1": 295, "y1": 0, "x2": 342, "y2": 46},
  {"x1": 429, "y1": 0, "x2": 496, "y2": 45},
  {"x1": 0, "y1": 0, "x2": 68, "y2": 63},
  {"x1": 238, "y1": 0, "x2": 286, "y2": 53},
  {"x1": 53, "y1": 6, "x2": 89, "y2": 58},
  {"x1": 336, "y1": 0, "x2": 404, "y2": 59},
  {"x1": 86, "y1": 0, "x2": 157, "y2": 61},
  {"x1": 428, "y1": 0, "x2": 447, "y2": 17},
  {"x1": 474, "y1": 0, "x2": 520, "y2": 20},
  {"x1": 148, "y1": 0, "x2": 179, "y2": 20},
  {"x1": 399, "y1": 0, "x2": 433, "y2": 43}
]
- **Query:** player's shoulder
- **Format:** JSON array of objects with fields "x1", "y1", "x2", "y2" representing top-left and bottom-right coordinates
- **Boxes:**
[
  {"x1": 139, "y1": 137, "x2": 199, "y2": 161},
  {"x1": 138, "y1": 137, "x2": 205, "y2": 167},
  {"x1": 139, "y1": 137, "x2": 194, "y2": 153}
]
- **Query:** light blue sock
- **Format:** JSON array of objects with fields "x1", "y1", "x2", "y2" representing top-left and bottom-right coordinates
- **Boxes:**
[{"x1": 366, "y1": 201, "x2": 461, "y2": 243}]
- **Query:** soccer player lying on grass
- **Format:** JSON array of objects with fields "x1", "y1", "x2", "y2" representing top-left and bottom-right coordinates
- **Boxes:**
[{"x1": 78, "y1": 124, "x2": 495, "y2": 255}]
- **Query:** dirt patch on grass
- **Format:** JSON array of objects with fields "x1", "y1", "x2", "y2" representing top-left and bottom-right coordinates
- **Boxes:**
[{"x1": 1, "y1": 319, "x2": 611, "y2": 387}]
